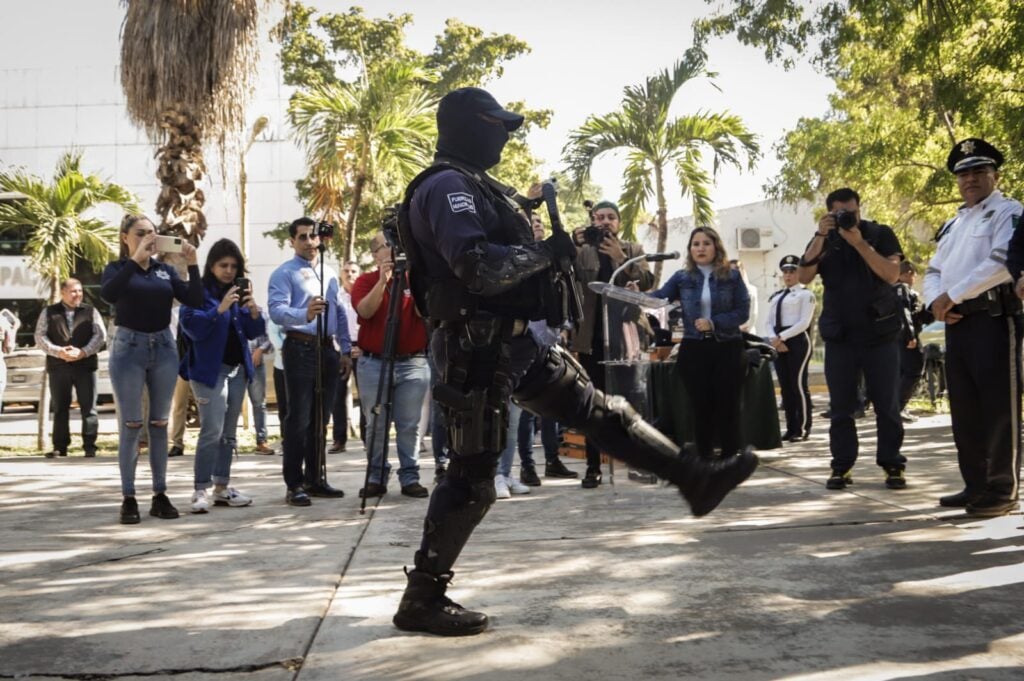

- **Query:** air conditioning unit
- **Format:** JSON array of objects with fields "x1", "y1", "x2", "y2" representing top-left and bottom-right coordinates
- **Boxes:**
[{"x1": 736, "y1": 227, "x2": 773, "y2": 251}]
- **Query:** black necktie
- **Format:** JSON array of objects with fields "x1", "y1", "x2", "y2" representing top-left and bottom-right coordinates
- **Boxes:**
[{"x1": 774, "y1": 289, "x2": 790, "y2": 335}]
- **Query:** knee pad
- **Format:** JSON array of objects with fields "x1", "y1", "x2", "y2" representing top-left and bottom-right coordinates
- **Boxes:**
[{"x1": 513, "y1": 344, "x2": 593, "y2": 426}]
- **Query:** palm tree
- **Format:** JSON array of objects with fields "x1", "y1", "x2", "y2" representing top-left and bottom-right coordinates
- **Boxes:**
[
  {"x1": 563, "y1": 52, "x2": 760, "y2": 282},
  {"x1": 288, "y1": 61, "x2": 437, "y2": 261},
  {"x1": 120, "y1": 0, "x2": 260, "y2": 246},
  {"x1": 0, "y1": 151, "x2": 140, "y2": 449},
  {"x1": 0, "y1": 151, "x2": 140, "y2": 302}
]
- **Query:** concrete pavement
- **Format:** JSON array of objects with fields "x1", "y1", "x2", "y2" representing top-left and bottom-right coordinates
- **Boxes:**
[{"x1": 1, "y1": 405, "x2": 1022, "y2": 681}]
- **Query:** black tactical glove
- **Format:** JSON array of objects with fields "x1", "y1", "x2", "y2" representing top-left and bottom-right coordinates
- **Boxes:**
[{"x1": 544, "y1": 230, "x2": 578, "y2": 263}]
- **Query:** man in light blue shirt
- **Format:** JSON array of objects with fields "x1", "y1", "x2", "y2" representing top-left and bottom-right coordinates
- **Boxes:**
[{"x1": 268, "y1": 217, "x2": 352, "y2": 506}]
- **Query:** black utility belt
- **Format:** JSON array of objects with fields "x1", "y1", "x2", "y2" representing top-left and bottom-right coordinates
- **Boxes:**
[
  {"x1": 436, "y1": 317, "x2": 530, "y2": 337},
  {"x1": 954, "y1": 284, "x2": 1021, "y2": 317},
  {"x1": 362, "y1": 351, "x2": 426, "y2": 361}
]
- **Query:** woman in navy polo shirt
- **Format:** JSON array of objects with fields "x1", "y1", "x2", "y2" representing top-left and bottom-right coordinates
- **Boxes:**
[
  {"x1": 179, "y1": 239, "x2": 265, "y2": 513},
  {"x1": 651, "y1": 227, "x2": 750, "y2": 459},
  {"x1": 101, "y1": 214, "x2": 202, "y2": 524}
]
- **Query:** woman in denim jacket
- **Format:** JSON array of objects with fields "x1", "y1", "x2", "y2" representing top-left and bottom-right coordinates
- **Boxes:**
[
  {"x1": 651, "y1": 227, "x2": 750, "y2": 459},
  {"x1": 179, "y1": 239, "x2": 266, "y2": 513}
]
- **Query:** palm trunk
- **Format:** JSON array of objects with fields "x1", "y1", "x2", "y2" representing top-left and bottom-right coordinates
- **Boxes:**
[
  {"x1": 344, "y1": 174, "x2": 366, "y2": 263},
  {"x1": 653, "y1": 163, "x2": 669, "y2": 286},
  {"x1": 154, "y1": 105, "x2": 207, "y2": 248}
]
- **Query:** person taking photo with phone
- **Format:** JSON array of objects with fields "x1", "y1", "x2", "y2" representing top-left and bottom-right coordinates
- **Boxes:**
[
  {"x1": 179, "y1": 239, "x2": 266, "y2": 513},
  {"x1": 101, "y1": 214, "x2": 202, "y2": 524}
]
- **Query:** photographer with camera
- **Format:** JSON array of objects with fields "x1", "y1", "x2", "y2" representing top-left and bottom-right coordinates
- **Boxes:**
[
  {"x1": 571, "y1": 200, "x2": 654, "y2": 488},
  {"x1": 352, "y1": 232, "x2": 430, "y2": 499},
  {"x1": 798, "y1": 188, "x2": 906, "y2": 491},
  {"x1": 928, "y1": 138, "x2": 1022, "y2": 518},
  {"x1": 179, "y1": 239, "x2": 265, "y2": 512},
  {"x1": 268, "y1": 218, "x2": 353, "y2": 507}
]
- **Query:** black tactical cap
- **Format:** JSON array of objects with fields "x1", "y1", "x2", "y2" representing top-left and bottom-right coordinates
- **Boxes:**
[
  {"x1": 780, "y1": 255, "x2": 800, "y2": 271},
  {"x1": 947, "y1": 138, "x2": 1004, "y2": 174},
  {"x1": 437, "y1": 87, "x2": 524, "y2": 132}
]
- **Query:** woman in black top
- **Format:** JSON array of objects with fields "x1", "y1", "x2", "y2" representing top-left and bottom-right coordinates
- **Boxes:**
[{"x1": 100, "y1": 214, "x2": 201, "y2": 524}]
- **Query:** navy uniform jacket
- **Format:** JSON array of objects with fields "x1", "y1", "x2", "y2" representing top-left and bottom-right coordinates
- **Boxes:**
[{"x1": 408, "y1": 169, "x2": 513, "y2": 280}]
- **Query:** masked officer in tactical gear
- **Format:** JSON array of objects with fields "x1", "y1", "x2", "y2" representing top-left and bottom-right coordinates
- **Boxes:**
[{"x1": 391, "y1": 87, "x2": 760, "y2": 637}]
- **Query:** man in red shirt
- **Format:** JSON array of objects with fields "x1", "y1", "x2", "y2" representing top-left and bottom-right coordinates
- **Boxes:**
[{"x1": 352, "y1": 233, "x2": 431, "y2": 498}]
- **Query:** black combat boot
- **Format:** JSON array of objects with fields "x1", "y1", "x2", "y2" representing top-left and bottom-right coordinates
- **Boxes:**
[
  {"x1": 674, "y1": 446, "x2": 759, "y2": 516},
  {"x1": 393, "y1": 569, "x2": 489, "y2": 636}
]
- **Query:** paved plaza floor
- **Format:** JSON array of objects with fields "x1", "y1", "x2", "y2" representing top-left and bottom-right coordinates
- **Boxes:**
[{"x1": 0, "y1": 404, "x2": 1022, "y2": 680}]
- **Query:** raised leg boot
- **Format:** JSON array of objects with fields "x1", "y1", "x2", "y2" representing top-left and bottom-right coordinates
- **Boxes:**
[
  {"x1": 393, "y1": 568, "x2": 489, "y2": 636},
  {"x1": 514, "y1": 346, "x2": 758, "y2": 516}
]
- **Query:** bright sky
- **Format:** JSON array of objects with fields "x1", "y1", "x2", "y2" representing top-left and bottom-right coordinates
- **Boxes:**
[
  {"x1": 351, "y1": 0, "x2": 835, "y2": 219},
  {"x1": 1, "y1": 0, "x2": 834, "y2": 222}
]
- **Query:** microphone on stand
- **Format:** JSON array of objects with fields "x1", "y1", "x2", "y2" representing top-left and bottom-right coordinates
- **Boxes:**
[{"x1": 645, "y1": 251, "x2": 680, "y2": 262}]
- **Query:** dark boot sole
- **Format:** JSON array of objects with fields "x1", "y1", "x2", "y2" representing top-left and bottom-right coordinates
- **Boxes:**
[
  {"x1": 688, "y1": 451, "x2": 759, "y2": 517},
  {"x1": 392, "y1": 614, "x2": 488, "y2": 636}
]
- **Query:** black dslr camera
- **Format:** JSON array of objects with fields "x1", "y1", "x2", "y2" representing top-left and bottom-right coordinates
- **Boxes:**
[
  {"x1": 833, "y1": 209, "x2": 858, "y2": 230},
  {"x1": 582, "y1": 224, "x2": 612, "y2": 246},
  {"x1": 315, "y1": 221, "x2": 335, "y2": 239}
]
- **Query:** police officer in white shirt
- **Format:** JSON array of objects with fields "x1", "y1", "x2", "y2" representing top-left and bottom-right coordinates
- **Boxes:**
[
  {"x1": 924, "y1": 137, "x2": 1023, "y2": 518},
  {"x1": 763, "y1": 255, "x2": 816, "y2": 442}
]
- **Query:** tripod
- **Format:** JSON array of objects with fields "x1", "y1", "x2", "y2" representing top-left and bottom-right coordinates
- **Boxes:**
[
  {"x1": 359, "y1": 247, "x2": 409, "y2": 513},
  {"x1": 311, "y1": 240, "x2": 331, "y2": 488}
]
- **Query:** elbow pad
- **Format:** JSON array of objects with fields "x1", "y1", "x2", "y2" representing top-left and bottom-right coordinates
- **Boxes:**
[{"x1": 452, "y1": 243, "x2": 553, "y2": 297}]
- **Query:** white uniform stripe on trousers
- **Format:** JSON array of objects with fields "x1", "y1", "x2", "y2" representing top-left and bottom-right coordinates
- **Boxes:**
[
  {"x1": 795, "y1": 331, "x2": 812, "y2": 434},
  {"x1": 1007, "y1": 316, "x2": 1020, "y2": 500}
]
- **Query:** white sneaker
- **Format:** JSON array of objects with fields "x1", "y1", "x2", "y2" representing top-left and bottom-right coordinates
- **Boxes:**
[
  {"x1": 506, "y1": 475, "x2": 531, "y2": 495},
  {"x1": 190, "y1": 489, "x2": 210, "y2": 514},
  {"x1": 212, "y1": 487, "x2": 253, "y2": 507},
  {"x1": 494, "y1": 474, "x2": 511, "y2": 499}
]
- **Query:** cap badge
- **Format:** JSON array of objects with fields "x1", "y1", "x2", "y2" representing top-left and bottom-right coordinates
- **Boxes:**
[{"x1": 960, "y1": 140, "x2": 976, "y2": 154}]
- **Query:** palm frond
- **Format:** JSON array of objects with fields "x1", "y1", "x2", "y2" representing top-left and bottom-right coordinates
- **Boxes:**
[{"x1": 617, "y1": 151, "x2": 655, "y2": 238}]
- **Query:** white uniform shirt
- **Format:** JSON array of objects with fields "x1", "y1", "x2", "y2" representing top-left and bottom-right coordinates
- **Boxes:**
[
  {"x1": 761, "y1": 284, "x2": 816, "y2": 341},
  {"x1": 924, "y1": 190, "x2": 1023, "y2": 307}
]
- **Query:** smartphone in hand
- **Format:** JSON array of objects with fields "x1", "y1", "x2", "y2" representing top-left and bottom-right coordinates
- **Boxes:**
[{"x1": 154, "y1": 234, "x2": 184, "y2": 253}]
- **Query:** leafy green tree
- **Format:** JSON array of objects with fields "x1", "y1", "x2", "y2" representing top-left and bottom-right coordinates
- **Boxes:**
[
  {"x1": 288, "y1": 61, "x2": 437, "y2": 261},
  {"x1": 0, "y1": 152, "x2": 140, "y2": 303},
  {"x1": 563, "y1": 51, "x2": 760, "y2": 282},
  {"x1": 694, "y1": 1, "x2": 1023, "y2": 263},
  {"x1": 275, "y1": 4, "x2": 549, "y2": 258}
]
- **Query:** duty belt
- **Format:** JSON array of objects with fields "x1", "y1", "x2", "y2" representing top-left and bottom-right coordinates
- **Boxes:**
[
  {"x1": 437, "y1": 318, "x2": 530, "y2": 337},
  {"x1": 953, "y1": 284, "x2": 1014, "y2": 317}
]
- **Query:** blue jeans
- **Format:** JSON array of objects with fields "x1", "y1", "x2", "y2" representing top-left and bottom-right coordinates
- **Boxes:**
[
  {"x1": 108, "y1": 327, "x2": 178, "y2": 497},
  {"x1": 281, "y1": 338, "x2": 339, "y2": 489},
  {"x1": 518, "y1": 411, "x2": 559, "y2": 468},
  {"x1": 246, "y1": 362, "x2": 268, "y2": 443},
  {"x1": 357, "y1": 355, "x2": 429, "y2": 487},
  {"x1": 498, "y1": 402, "x2": 523, "y2": 478},
  {"x1": 192, "y1": 364, "x2": 248, "y2": 489}
]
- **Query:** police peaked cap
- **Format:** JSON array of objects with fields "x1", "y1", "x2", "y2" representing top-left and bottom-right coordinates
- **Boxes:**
[
  {"x1": 437, "y1": 87, "x2": 524, "y2": 132},
  {"x1": 779, "y1": 255, "x2": 800, "y2": 271},
  {"x1": 947, "y1": 138, "x2": 1004, "y2": 173}
]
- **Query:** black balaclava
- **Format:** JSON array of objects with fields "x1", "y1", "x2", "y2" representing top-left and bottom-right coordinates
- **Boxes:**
[{"x1": 436, "y1": 87, "x2": 524, "y2": 172}]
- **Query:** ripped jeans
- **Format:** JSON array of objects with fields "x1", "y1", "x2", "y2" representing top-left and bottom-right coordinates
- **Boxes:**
[
  {"x1": 108, "y1": 327, "x2": 179, "y2": 497},
  {"x1": 191, "y1": 364, "x2": 247, "y2": 490}
]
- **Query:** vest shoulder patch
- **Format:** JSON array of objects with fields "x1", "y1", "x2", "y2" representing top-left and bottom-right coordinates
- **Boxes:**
[{"x1": 447, "y1": 192, "x2": 476, "y2": 214}]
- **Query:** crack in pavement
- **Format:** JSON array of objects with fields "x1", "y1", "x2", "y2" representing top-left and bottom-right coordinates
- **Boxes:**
[{"x1": 0, "y1": 658, "x2": 303, "y2": 680}]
